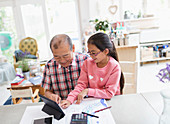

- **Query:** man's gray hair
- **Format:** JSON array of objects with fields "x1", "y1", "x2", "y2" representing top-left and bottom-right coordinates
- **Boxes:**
[{"x1": 50, "y1": 34, "x2": 73, "y2": 51}]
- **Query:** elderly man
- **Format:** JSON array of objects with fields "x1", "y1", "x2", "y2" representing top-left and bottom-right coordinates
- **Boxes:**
[{"x1": 41, "y1": 34, "x2": 88, "y2": 103}]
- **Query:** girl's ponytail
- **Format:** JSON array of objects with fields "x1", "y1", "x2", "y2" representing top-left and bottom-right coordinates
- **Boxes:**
[{"x1": 110, "y1": 41, "x2": 124, "y2": 94}]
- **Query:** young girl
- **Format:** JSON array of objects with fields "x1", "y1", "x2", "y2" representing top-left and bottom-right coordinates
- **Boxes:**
[{"x1": 61, "y1": 32, "x2": 124, "y2": 109}]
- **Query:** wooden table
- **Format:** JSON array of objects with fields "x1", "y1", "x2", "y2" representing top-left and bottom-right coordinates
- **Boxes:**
[
  {"x1": 0, "y1": 92, "x2": 162, "y2": 124},
  {"x1": 7, "y1": 79, "x2": 45, "y2": 96}
]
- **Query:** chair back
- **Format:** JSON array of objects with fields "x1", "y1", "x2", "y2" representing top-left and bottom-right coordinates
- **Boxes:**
[
  {"x1": 19, "y1": 37, "x2": 38, "y2": 56},
  {"x1": 10, "y1": 87, "x2": 40, "y2": 104},
  {"x1": 10, "y1": 87, "x2": 33, "y2": 98}
]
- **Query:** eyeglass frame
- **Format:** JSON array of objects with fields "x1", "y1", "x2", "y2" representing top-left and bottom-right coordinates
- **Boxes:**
[{"x1": 87, "y1": 51, "x2": 101, "y2": 56}]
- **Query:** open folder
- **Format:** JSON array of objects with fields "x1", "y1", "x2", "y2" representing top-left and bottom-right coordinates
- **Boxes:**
[{"x1": 39, "y1": 94, "x2": 65, "y2": 120}]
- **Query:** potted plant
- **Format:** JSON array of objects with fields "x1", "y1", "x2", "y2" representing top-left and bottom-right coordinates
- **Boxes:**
[
  {"x1": 156, "y1": 63, "x2": 170, "y2": 124},
  {"x1": 20, "y1": 59, "x2": 30, "y2": 72},
  {"x1": 156, "y1": 63, "x2": 170, "y2": 83},
  {"x1": 18, "y1": 51, "x2": 30, "y2": 79},
  {"x1": 90, "y1": 19, "x2": 109, "y2": 32}
]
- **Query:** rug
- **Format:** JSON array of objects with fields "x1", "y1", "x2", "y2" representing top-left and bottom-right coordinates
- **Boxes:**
[{"x1": 3, "y1": 96, "x2": 13, "y2": 105}]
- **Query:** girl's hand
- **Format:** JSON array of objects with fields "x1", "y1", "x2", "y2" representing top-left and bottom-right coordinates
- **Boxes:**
[
  {"x1": 76, "y1": 88, "x2": 88, "y2": 104},
  {"x1": 60, "y1": 100, "x2": 71, "y2": 109}
]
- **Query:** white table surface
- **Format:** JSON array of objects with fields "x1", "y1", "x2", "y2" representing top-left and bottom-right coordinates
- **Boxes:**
[
  {"x1": 141, "y1": 91, "x2": 163, "y2": 115},
  {"x1": 107, "y1": 93, "x2": 160, "y2": 124},
  {"x1": 0, "y1": 92, "x2": 162, "y2": 124},
  {"x1": 0, "y1": 103, "x2": 44, "y2": 124}
]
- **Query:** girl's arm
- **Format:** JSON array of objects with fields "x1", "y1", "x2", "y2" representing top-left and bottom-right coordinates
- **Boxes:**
[
  {"x1": 66, "y1": 60, "x2": 89, "y2": 104},
  {"x1": 88, "y1": 64, "x2": 121, "y2": 99}
]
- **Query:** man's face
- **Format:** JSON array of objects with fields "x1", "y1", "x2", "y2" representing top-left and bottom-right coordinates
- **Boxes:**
[{"x1": 52, "y1": 42, "x2": 73, "y2": 67}]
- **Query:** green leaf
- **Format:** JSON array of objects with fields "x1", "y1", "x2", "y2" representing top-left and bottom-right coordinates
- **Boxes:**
[
  {"x1": 89, "y1": 20, "x2": 94, "y2": 22},
  {"x1": 95, "y1": 19, "x2": 99, "y2": 22}
]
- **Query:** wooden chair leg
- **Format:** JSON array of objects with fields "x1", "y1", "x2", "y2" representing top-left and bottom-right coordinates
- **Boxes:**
[
  {"x1": 12, "y1": 98, "x2": 23, "y2": 104},
  {"x1": 12, "y1": 98, "x2": 16, "y2": 104},
  {"x1": 16, "y1": 98, "x2": 23, "y2": 104},
  {"x1": 31, "y1": 97, "x2": 35, "y2": 103},
  {"x1": 35, "y1": 94, "x2": 40, "y2": 102},
  {"x1": 31, "y1": 95, "x2": 40, "y2": 103}
]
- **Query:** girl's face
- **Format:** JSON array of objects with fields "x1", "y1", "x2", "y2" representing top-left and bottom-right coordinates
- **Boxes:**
[{"x1": 87, "y1": 43, "x2": 108, "y2": 64}]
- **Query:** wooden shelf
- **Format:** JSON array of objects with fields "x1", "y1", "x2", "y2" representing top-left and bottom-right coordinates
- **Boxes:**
[
  {"x1": 141, "y1": 57, "x2": 170, "y2": 62},
  {"x1": 140, "y1": 40, "x2": 170, "y2": 64},
  {"x1": 140, "y1": 40, "x2": 170, "y2": 46},
  {"x1": 116, "y1": 45, "x2": 138, "y2": 49}
]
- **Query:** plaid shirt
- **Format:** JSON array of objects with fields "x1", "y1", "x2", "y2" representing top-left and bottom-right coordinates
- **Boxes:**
[{"x1": 41, "y1": 52, "x2": 88, "y2": 99}]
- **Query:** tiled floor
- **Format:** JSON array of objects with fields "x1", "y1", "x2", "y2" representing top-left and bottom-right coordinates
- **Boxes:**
[{"x1": 0, "y1": 61, "x2": 170, "y2": 105}]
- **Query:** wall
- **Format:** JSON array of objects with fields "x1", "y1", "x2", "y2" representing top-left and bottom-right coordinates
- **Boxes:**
[{"x1": 79, "y1": 0, "x2": 121, "y2": 33}]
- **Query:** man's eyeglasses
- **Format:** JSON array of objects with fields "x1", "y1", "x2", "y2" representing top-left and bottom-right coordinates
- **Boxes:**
[{"x1": 87, "y1": 51, "x2": 101, "y2": 56}]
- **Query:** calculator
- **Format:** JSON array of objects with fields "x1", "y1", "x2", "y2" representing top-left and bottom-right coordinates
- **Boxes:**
[{"x1": 70, "y1": 114, "x2": 87, "y2": 124}]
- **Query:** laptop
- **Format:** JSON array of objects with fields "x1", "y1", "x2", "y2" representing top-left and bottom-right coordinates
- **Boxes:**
[{"x1": 39, "y1": 94, "x2": 65, "y2": 120}]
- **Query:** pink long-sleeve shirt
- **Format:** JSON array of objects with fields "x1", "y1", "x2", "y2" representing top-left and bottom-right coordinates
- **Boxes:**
[{"x1": 67, "y1": 57, "x2": 121, "y2": 104}]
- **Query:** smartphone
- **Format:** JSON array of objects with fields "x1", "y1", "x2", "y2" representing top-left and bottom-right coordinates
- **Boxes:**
[{"x1": 33, "y1": 117, "x2": 53, "y2": 124}]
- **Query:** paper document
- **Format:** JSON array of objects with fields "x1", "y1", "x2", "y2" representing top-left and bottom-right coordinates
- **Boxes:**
[
  {"x1": 63, "y1": 98, "x2": 115, "y2": 124},
  {"x1": 20, "y1": 98, "x2": 115, "y2": 124}
]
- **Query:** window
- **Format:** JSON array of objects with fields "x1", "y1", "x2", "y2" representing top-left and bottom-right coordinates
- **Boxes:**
[
  {"x1": 20, "y1": 3, "x2": 50, "y2": 60},
  {"x1": 0, "y1": 0, "x2": 81, "y2": 62},
  {"x1": 46, "y1": 0, "x2": 80, "y2": 51},
  {"x1": 0, "y1": 5, "x2": 17, "y2": 63}
]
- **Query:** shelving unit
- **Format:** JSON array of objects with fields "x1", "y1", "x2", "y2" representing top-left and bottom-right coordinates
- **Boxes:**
[
  {"x1": 140, "y1": 40, "x2": 170, "y2": 65},
  {"x1": 116, "y1": 45, "x2": 138, "y2": 94}
]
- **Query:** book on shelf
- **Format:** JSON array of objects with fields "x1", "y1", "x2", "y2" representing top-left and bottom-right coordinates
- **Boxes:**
[{"x1": 11, "y1": 76, "x2": 25, "y2": 86}]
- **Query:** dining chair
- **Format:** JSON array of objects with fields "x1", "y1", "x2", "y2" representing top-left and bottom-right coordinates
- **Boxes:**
[{"x1": 10, "y1": 87, "x2": 40, "y2": 104}]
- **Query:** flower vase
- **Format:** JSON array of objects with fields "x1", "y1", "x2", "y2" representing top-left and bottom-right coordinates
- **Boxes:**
[
  {"x1": 159, "y1": 89, "x2": 170, "y2": 124},
  {"x1": 23, "y1": 71, "x2": 30, "y2": 80}
]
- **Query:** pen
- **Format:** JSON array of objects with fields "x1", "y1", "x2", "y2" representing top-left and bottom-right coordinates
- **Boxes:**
[
  {"x1": 82, "y1": 112, "x2": 99, "y2": 118},
  {"x1": 94, "y1": 106, "x2": 112, "y2": 113}
]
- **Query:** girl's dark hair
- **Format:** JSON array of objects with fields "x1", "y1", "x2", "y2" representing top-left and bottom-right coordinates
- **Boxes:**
[{"x1": 87, "y1": 32, "x2": 125, "y2": 94}]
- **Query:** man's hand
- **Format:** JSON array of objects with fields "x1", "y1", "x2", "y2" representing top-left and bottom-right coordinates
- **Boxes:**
[
  {"x1": 60, "y1": 100, "x2": 71, "y2": 109},
  {"x1": 50, "y1": 94, "x2": 61, "y2": 104},
  {"x1": 45, "y1": 91, "x2": 61, "y2": 104},
  {"x1": 76, "y1": 88, "x2": 88, "y2": 104}
]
